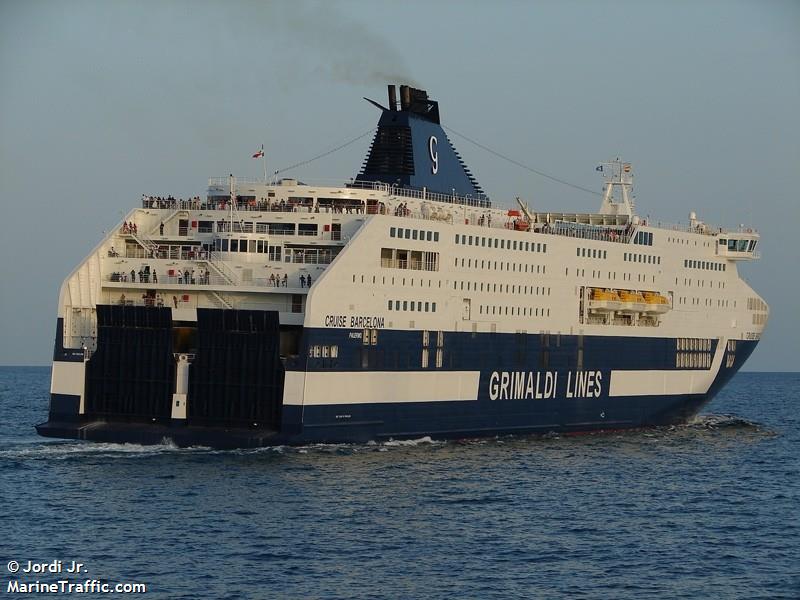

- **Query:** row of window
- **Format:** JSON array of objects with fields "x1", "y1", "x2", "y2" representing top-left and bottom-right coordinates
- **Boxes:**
[
  {"x1": 479, "y1": 305, "x2": 551, "y2": 318},
  {"x1": 684, "y1": 259, "x2": 726, "y2": 271},
  {"x1": 454, "y1": 281, "x2": 551, "y2": 295},
  {"x1": 676, "y1": 352, "x2": 711, "y2": 369},
  {"x1": 309, "y1": 345, "x2": 339, "y2": 358},
  {"x1": 216, "y1": 238, "x2": 282, "y2": 258},
  {"x1": 752, "y1": 313, "x2": 767, "y2": 325},
  {"x1": 680, "y1": 278, "x2": 726, "y2": 289},
  {"x1": 455, "y1": 233, "x2": 547, "y2": 254},
  {"x1": 747, "y1": 297, "x2": 767, "y2": 311},
  {"x1": 677, "y1": 338, "x2": 712, "y2": 352},
  {"x1": 568, "y1": 267, "x2": 657, "y2": 285},
  {"x1": 720, "y1": 238, "x2": 757, "y2": 252},
  {"x1": 624, "y1": 252, "x2": 661, "y2": 265},
  {"x1": 216, "y1": 221, "x2": 313, "y2": 235},
  {"x1": 390, "y1": 227, "x2": 439, "y2": 242},
  {"x1": 676, "y1": 297, "x2": 733, "y2": 308},
  {"x1": 633, "y1": 231, "x2": 654, "y2": 246},
  {"x1": 577, "y1": 247, "x2": 608, "y2": 259},
  {"x1": 380, "y1": 248, "x2": 440, "y2": 271},
  {"x1": 387, "y1": 300, "x2": 438, "y2": 313},
  {"x1": 456, "y1": 257, "x2": 547, "y2": 275}
]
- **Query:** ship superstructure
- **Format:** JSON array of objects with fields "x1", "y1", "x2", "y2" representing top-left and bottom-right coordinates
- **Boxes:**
[{"x1": 39, "y1": 85, "x2": 768, "y2": 447}]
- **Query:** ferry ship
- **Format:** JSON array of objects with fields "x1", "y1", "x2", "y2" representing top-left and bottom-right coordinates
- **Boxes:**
[{"x1": 38, "y1": 85, "x2": 768, "y2": 448}]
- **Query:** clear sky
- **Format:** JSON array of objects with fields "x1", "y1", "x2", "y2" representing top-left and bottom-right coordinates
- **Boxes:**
[{"x1": 0, "y1": 0, "x2": 797, "y2": 370}]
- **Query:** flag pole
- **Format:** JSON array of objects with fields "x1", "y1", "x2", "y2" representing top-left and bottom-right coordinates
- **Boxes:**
[{"x1": 261, "y1": 143, "x2": 267, "y2": 183}]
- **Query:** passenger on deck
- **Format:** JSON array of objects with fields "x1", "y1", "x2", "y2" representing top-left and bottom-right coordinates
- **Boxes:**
[
  {"x1": 282, "y1": 274, "x2": 288, "y2": 287},
  {"x1": 152, "y1": 271, "x2": 158, "y2": 283},
  {"x1": 307, "y1": 274, "x2": 312, "y2": 287},
  {"x1": 300, "y1": 274, "x2": 306, "y2": 288},
  {"x1": 130, "y1": 269, "x2": 136, "y2": 283},
  {"x1": 160, "y1": 222, "x2": 164, "y2": 235},
  {"x1": 173, "y1": 296, "x2": 178, "y2": 308},
  {"x1": 269, "y1": 273, "x2": 276, "y2": 286}
]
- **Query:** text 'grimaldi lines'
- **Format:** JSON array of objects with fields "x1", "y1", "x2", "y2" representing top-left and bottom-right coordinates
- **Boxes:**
[{"x1": 488, "y1": 371, "x2": 603, "y2": 400}]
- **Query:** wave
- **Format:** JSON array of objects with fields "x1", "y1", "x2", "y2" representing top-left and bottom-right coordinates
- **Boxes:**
[
  {"x1": 686, "y1": 413, "x2": 766, "y2": 431},
  {"x1": 0, "y1": 438, "x2": 209, "y2": 461}
]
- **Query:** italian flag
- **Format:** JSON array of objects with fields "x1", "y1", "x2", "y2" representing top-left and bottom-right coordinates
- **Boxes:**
[{"x1": 252, "y1": 146, "x2": 264, "y2": 159}]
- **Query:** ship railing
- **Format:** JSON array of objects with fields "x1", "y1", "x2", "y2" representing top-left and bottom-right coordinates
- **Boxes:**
[
  {"x1": 285, "y1": 251, "x2": 335, "y2": 265},
  {"x1": 647, "y1": 220, "x2": 758, "y2": 237},
  {"x1": 107, "y1": 271, "x2": 315, "y2": 290},
  {"x1": 540, "y1": 221, "x2": 631, "y2": 244},
  {"x1": 345, "y1": 180, "x2": 492, "y2": 209},
  {"x1": 122, "y1": 247, "x2": 211, "y2": 261}
]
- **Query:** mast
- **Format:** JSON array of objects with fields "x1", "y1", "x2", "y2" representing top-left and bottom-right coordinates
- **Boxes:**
[{"x1": 598, "y1": 158, "x2": 635, "y2": 217}]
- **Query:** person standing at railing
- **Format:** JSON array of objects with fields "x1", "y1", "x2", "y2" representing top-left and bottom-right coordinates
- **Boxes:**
[{"x1": 283, "y1": 273, "x2": 288, "y2": 287}]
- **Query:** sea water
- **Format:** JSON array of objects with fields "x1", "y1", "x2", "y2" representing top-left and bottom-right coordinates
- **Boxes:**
[{"x1": 1, "y1": 368, "x2": 798, "y2": 599}]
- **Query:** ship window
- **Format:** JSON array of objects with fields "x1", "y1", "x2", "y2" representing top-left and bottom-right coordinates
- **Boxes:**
[
  {"x1": 513, "y1": 241, "x2": 518, "y2": 250},
  {"x1": 249, "y1": 240, "x2": 257, "y2": 253},
  {"x1": 603, "y1": 251, "x2": 607, "y2": 259},
  {"x1": 425, "y1": 302, "x2": 430, "y2": 312},
  {"x1": 404, "y1": 229, "x2": 411, "y2": 239},
  {"x1": 417, "y1": 301, "x2": 422, "y2": 311},
  {"x1": 313, "y1": 345, "x2": 321, "y2": 358},
  {"x1": 331, "y1": 345, "x2": 338, "y2": 358},
  {"x1": 388, "y1": 300, "x2": 392, "y2": 310},
  {"x1": 432, "y1": 302, "x2": 437, "y2": 312},
  {"x1": 434, "y1": 232, "x2": 439, "y2": 242},
  {"x1": 390, "y1": 227, "x2": 396, "y2": 238},
  {"x1": 230, "y1": 239, "x2": 238, "y2": 252},
  {"x1": 494, "y1": 239, "x2": 499, "y2": 248}
]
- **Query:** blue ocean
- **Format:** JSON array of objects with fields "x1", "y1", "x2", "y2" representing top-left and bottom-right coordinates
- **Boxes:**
[{"x1": 1, "y1": 367, "x2": 798, "y2": 599}]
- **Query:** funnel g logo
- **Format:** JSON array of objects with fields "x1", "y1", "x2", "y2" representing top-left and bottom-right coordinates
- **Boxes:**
[{"x1": 428, "y1": 136, "x2": 438, "y2": 174}]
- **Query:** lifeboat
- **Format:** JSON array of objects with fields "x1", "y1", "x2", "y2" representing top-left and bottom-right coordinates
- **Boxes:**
[
  {"x1": 587, "y1": 288, "x2": 622, "y2": 312},
  {"x1": 618, "y1": 290, "x2": 648, "y2": 313},
  {"x1": 642, "y1": 291, "x2": 671, "y2": 314}
]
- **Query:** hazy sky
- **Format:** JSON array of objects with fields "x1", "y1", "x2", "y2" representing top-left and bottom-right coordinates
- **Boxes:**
[{"x1": 0, "y1": 0, "x2": 797, "y2": 370}]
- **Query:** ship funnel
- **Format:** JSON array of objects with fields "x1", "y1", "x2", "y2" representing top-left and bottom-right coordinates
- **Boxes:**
[{"x1": 356, "y1": 84, "x2": 486, "y2": 199}]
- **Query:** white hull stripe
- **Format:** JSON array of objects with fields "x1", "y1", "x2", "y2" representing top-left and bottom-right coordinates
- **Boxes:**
[
  {"x1": 283, "y1": 371, "x2": 481, "y2": 406},
  {"x1": 50, "y1": 361, "x2": 86, "y2": 412},
  {"x1": 609, "y1": 337, "x2": 726, "y2": 397}
]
